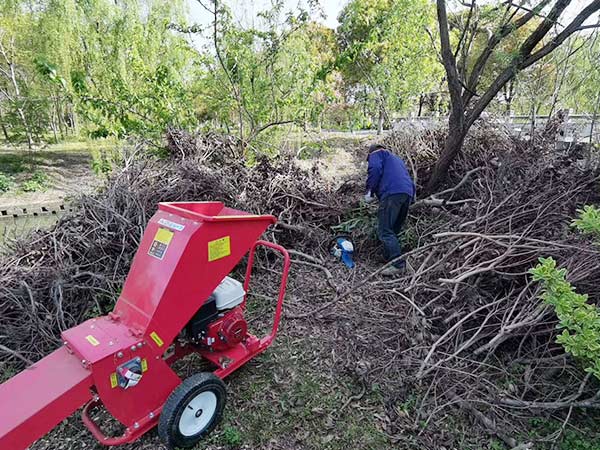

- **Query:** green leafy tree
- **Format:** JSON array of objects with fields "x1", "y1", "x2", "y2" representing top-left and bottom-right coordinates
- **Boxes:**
[
  {"x1": 70, "y1": 0, "x2": 197, "y2": 137},
  {"x1": 195, "y1": 0, "x2": 338, "y2": 154},
  {"x1": 0, "y1": 0, "x2": 198, "y2": 142},
  {"x1": 558, "y1": 34, "x2": 600, "y2": 142},
  {"x1": 336, "y1": 0, "x2": 442, "y2": 133},
  {"x1": 0, "y1": 7, "x2": 37, "y2": 147}
]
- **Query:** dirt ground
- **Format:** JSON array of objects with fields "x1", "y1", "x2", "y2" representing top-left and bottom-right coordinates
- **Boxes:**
[
  {"x1": 0, "y1": 141, "x2": 101, "y2": 207},
  {"x1": 0, "y1": 141, "x2": 105, "y2": 242},
  {"x1": 292, "y1": 131, "x2": 377, "y2": 187}
]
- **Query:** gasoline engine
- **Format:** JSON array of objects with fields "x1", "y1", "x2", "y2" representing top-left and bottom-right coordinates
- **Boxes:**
[{"x1": 185, "y1": 276, "x2": 248, "y2": 351}]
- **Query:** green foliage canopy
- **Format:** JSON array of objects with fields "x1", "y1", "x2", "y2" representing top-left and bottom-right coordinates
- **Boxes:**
[{"x1": 336, "y1": 0, "x2": 443, "y2": 118}]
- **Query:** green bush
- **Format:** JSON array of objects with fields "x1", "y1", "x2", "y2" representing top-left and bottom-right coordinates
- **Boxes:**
[
  {"x1": 91, "y1": 151, "x2": 112, "y2": 176},
  {"x1": 0, "y1": 174, "x2": 11, "y2": 192},
  {"x1": 21, "y1": 171, "x2": 49, "y2": 192},
  {"x1": 572, "y1": 205, "x2": 600, "y2": 236},
  {"x1": 530, "y1": 257, "x2": 600, "y2": 380},
  {"x1": 91, "y1": 146, "x2": 126, "y2": 176}
]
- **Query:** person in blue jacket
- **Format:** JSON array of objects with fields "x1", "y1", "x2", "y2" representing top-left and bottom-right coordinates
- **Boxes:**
[{"x1": 364, "y1": 143, "x2": 415, "y2": 276}]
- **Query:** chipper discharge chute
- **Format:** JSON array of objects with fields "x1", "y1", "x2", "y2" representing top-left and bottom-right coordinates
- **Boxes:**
[{"x1": 0, "y1": 201, "x2": 291, "y2": 449}]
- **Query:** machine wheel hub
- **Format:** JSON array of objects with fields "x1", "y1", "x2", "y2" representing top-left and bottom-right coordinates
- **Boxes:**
[{"x1": 178, "y1": 391, "x2": 217, "y2": 437}]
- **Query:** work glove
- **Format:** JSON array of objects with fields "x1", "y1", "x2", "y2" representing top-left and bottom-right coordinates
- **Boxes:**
[{"x1": 364, "y1": 191, "x2": 375, "y2": 203}]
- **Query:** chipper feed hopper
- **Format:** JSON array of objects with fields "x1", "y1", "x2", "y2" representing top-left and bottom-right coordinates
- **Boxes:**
[{"x1": 0, "y1": 202, "x2": 290, "y2": 449}]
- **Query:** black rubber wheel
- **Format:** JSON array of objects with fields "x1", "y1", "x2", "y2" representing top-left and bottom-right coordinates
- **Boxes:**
[{"x1": 158, "y1": 373, "x2": 227, "y2": 449}]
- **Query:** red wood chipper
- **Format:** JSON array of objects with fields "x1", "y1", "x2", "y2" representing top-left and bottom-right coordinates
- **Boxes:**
[{"x1": 0, "y1": 202, "x2": 291, "y2": 449}]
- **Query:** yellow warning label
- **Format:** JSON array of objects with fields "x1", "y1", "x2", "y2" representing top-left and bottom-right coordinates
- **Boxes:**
[
  {"x1": 149, "y1": 228, "x2": 174, "y2": 260},
  {"x1": 150, "y1": 331, "x2": 164, "y2": 347},
  {"x1": 154, "y1": 228, "x2": 174, "y2": 245},
  {"x1": 141, "y1": 358, "x2": 148, "y2": 372},
  {"x1": 86, "y1": 335, "x2": 100, "y2": 346},
  {"x1": 110, "y1": 372, "x2": 118, "y2": 388},
  {"x1": 208, "y1": 236, "x2": 231, "y2": 262}
]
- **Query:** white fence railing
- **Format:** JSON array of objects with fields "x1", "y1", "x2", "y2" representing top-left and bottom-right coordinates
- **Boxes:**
[{"x1": 393, "y1": 113, "x2": 600, "y2": 144}]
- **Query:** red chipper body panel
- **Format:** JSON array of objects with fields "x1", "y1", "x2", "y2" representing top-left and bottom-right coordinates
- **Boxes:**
[{"x1": 0, "y1": 202, "x2": 291, "y2": 449}]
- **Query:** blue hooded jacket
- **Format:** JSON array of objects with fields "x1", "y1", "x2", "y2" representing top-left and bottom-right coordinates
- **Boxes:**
[{"x1": 366, "y1": 149, "x2": 415, "y2": 201}]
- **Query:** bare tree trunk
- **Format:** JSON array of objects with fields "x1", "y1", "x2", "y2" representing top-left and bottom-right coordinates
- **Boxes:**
[
  {"x1": 427, "y1": 113, "x2": 467, "y2": 192},
  {"x1": 0, "y1": 108, "x2": 9, "y2": 141},
  {"x1": 211, "y1": 0, "x2": 246, "y2": 156},
  {"x1": 0, "y1": 36, "x2": 33, "y2": 149},
  {"x1": 503, "y1": 80, "x2": 515, "y2": 115},
  {"x1": 55, "y1": 95, "x2": 65, "y2": 140},
  {"x1": 50, "y1": 107, "x2": 58, "y2": 143},
  {"x1": 12, "y1": 98, "x2": 32, "y2": 149},
  {"x1": 377, "y1": 105, "x2": 384, "y2": 135},
  {"x1": 548, "y1": 39, "x2": 574, "y2": 118},
  {"x1": 530, "y1": 102, "x2": 536, "y2": 142},
  {"x1": 427, "y1": 0, "x2": 466, "y2": 193},
  {"x1": 69, "y1": 105, "x2": 78, "y2": 135},
  {"x1": 590, "y1": 92, "x2": 600, "y2": 145}
]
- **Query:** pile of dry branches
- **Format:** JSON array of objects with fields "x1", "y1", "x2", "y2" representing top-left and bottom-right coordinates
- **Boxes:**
[
  {"x1": 322, "y1": 122, "x2": 600, "y2": 448},
  {"x1": 1, "y1": 124, "x2": 599, "y2": 448},
  {"x1": 0, "y1": 133, "x2": 344, "y2": 368}
]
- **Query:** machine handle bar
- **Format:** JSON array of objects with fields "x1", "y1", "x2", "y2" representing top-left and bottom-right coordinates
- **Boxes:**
[{"x1": 242, "y1": 240, "x2": 291, "y2": 346}]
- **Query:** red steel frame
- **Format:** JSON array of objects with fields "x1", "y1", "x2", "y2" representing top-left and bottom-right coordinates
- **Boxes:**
[
  {"x1": 80, "y1": 239, "x2": 291, "y2": 445},
  {"x1": 0, "y1": 202, "x2": 291, "y2": 450}
]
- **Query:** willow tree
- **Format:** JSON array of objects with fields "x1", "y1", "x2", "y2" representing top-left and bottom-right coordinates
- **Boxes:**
[{"x1": 0, "y1": 0, "x2": 197, "y2": 142}]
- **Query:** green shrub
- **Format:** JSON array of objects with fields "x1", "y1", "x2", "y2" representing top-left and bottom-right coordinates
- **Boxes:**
[
  {"x1": 21, "y1": 171, "x2": 49, "y2": 192},
  {"x1": 91, "y1": 152, "x2": 112, "y2": 176},
  {"x1": 221, "y1": 425, "x2": 243, "y2": 446},
  {"x1": 90, "y1": 147, "x2": 126, "y2": 176},
  {"x1": 530, "y1": 257, "x2": 600, "y2": 380},
  {"x1": 0, "y1": 174, "x2": 11, "y2": 192},
  {"x1": 572, "y1": 205, "x2": 600, "y2": 236}
]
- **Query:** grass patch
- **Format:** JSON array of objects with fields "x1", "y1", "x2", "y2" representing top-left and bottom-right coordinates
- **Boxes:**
[
  {"x1": 296, "y1": 141, "x2": 334, "y2": 159},
  {"x1": 0, "y1": 153, "x2": 28, "y2": 192},
  {"x1": 221, "y1": 425, "x2": 243, "y2": 447},
  {"x1": 0, "y1": 153, "x2": 26, "y2": 174}
]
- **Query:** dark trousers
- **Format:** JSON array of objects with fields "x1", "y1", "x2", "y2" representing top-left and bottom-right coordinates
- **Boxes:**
[{"x1": 377, "y1": 193, "x2": 410, "y2": 268}]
